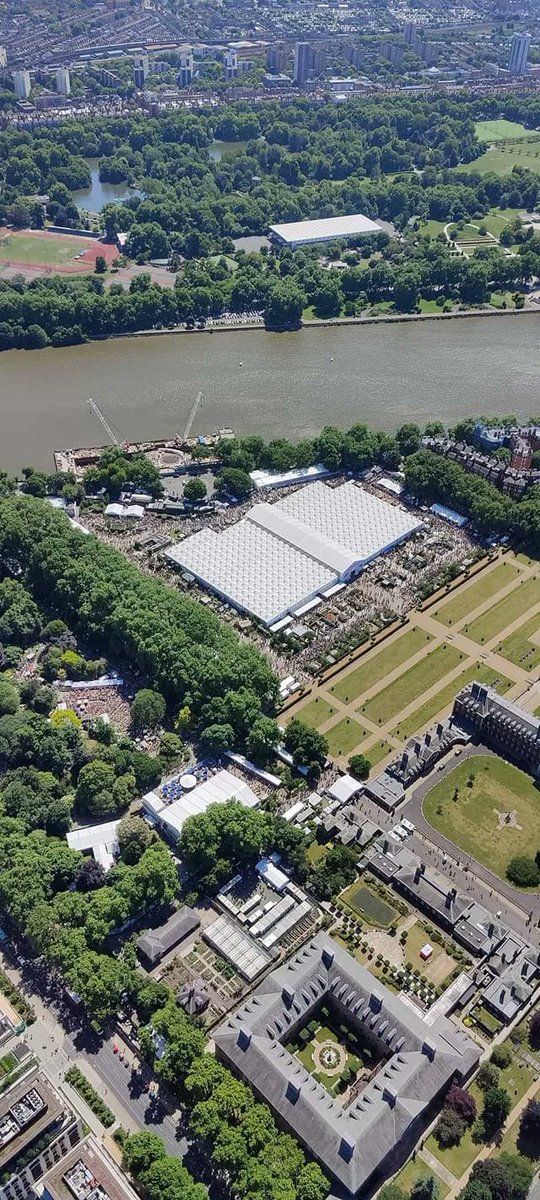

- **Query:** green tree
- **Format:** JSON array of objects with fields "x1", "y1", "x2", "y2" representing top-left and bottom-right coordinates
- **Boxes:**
[
  {"x1": 117, "y1": 815, "x2": 153, "y2": 864},
  {"x1": 246, "y1": 716, "x2": 279, "y2": 765},
  {"x1": 0, "y1": 680, "x2": 19, "y2": 716},
  {"x1": 348, "y1": 753, "x2": 371, "y2": 781},
  {"x1": 263, "y1": 281, "x2": 305, "y2": 330},
  {"x1": 95, "y1": 255, "x2": 107, "y2": 274},
  {"x1": 140, "y1": 1157, "x2": 207, "y2": 1200},
  {"x1": 131, "y1": 688, "x2": 166, "y2": 730},
  {"x1": 482, "y1": 1086, "x2": 511, "y2": 1133},
  {"x1": 183, "y1": 477, "x2": 208, "y2": 503},
  {"x1": 506, "y1": 856, "x2": 540, "y2": 888},
  {"x1": 123, "y1": 1131, "x2": 166, "y2": 1177},
  {"x1": 215, "y1": 467, "x2": 253, "y2": 500}
]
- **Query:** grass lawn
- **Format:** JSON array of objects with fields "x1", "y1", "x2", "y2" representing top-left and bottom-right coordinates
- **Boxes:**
[
  {"x1": 417, "y1": 218, "x2": 448, "y2": 239},
  {"x1": 390, "y1": 662, "x2": 512, "y2": 741},
  {"x1": 360, "y1": 643, "x2": 464, "y2": 727},
  {"x1": 393, "y1": 1160, "x2": 450, "y2": 1199},
  {"x1": 306, "y1": 841, "x2": 328, "y2": 866},
  {"x1": 481, "y1": 208, "x2": 521, "y2": 237},
  {"x1": 498, "y1": 1059, "x2": 536, "y2": 1104},
  {"x1": 461, "y1": 137, "x2": 540, "y2": 177},
  {"x1": 423, "y1": 754, "x2": 540, "y2": 884},
  {"x1": 290, "y1": 696, "x2": 336, "y2": 729},
  {"x1": 463, "y1": 576, "x2": 540, "y2": 644},
  {"x1": 449, "y1": 223, "x2": 493, "y2": 242},
  {"x1": 329, "y1": 626, "x2": 433, "y2": 705},
  {"x1": 426, "y1": 1125, "x2": 479, "y2": 1181},
  {"x1": 496, "y1": 612, "x2": 540, "y2": 672},
  {"x1": 0, "y1": 231, "x2": 89, "y2": 266},
  {"x1": 365, "y1": 739, "x2": 393, "y2": 768},
  {"x1": 341, "y1": 882, "x2": 397, "y2": 926},
  {"x1": 489, "y1": 291, "x2": 516, "y2": 310},
  {"x1": 433, "y1": 562, "x2": 521, "y2": 627},
  {"x1": 495, "y1": 1085, "x2": 540, "y2": 1161},
  {"x1": 325, "y1": 716, "x2": 369, "y2": 758},
  {"x1": 418, "y1": 298, "x2": 447, "y2": 313},
  {"x1": 474, "y1": 119, "x2": 536, "y2": 142},
  {"x1": 405, "y1": 921, "x2": 457, "y2": 986}
]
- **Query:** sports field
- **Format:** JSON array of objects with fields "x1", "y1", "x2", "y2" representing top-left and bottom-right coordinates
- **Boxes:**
[
  {"x1": 0, "y1": 229, "x2": 116, "y2": 275},
  {"x1": 474, "y1": 119, "x2": 534, "y2": 143},
  {"x1": 359, "y1": 643, "x2": 464, "y2": 726},
  {"x1": 463, "y1": 576, "x2": 540, "y2": 644},
  {"x1": 329, "y1": 626, "x2": 433, "y2": 705},
  {"x1": 423, "y1": 755, "x2": 540, "y2": 884},
  {"x1": 433, "y1": 561, "x2": 520, "y2": 627}
]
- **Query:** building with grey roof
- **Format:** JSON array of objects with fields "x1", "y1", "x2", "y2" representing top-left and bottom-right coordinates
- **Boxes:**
[
  {"x1": 137, "y1": 906, "x2": 200, "y2": 969},
  {"x1": 364, "y1": 837, "x2": 505, "y2": 957},
  {"x1": 482, "y1": 932, "x2": 540, "y2": 1023},
  {"x1": 453, "y1": 683, "x2": 540, "y2": 775},
  {"x1": 214, "y1": 932, "x2": 479, "y2": 1195}
]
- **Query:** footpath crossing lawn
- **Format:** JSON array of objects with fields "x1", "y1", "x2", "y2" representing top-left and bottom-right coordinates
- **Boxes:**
[
  {"x1": 433, "y1": 561, "x2": 520, "y2": 627},
  {"x1": 329, "y1": 626, "x2": 432, "y2": 705},
  {"x1": 496, "y1": 612, "x2": 540, "y2": 672},
  {"x1": 463, "y1": 576, "x2": 540, "y2": 644},
  {"x1": 423, "y1": 755, "x2": 540, "y2": 883},
  {"x1": 359, "y1": 643, "x2": 464, "y2": 727},
  {"x1": 325, "y1": 716, "x2": 369, "y2": 757},
  {"x1": 391, "y1": 662, "x2": 512, "y2": 741}
]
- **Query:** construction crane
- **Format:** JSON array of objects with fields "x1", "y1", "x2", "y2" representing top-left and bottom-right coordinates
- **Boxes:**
[{"x1": 87, "y1": 398, "x2": 124, "y2": 446}]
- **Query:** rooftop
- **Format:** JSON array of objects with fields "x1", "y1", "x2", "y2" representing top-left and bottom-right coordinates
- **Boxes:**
[
  {"x1": 0, "y1": 1071, "x2": 63, "y2": 1171},
  {"x1": 137, "y1": 906, "x2": 200, "y2": 967},
  {"x1": 37, "y1": 1136, "x2": 139, "y2": 1200},
  {"x1": 269, "y1": 213, "x2": 381, "y2": 245},
  {"x1": 214, "y1": 932, "x2": 479, "y2": 1195},
  {"x1": 164, "y1": 482, "x2": 421, "y2": 626},
  {"x1": 143, "y1": 768, "x2": 259, "y2": 841}
]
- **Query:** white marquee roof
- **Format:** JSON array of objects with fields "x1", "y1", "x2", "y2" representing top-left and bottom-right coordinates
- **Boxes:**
[
  {"x1": 143, "y1": 769, "x2": 259, "y2": 840},
  {"x1": 269, "y1": 213, "x2": 380, "y2": 245},
  {"x1": 164, "y1": 482, "x2": 421, "y2": 625}
]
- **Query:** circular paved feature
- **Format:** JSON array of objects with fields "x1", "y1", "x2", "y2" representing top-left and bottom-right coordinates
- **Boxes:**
[{"x1": 312, "y1": 1039, "x2": 347, "y2": 1076}]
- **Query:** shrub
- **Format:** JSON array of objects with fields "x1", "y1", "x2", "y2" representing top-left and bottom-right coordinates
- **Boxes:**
[
  {"x1": 506, "y1": 856, "x2": 540, "y2": 888},
  {"x1": 435, "y1": 1107, "x2": 466, "y2": 1148}
]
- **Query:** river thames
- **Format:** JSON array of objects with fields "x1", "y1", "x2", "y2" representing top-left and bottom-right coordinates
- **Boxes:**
[{"x1": 1, "y1": 316, "x2": 538, "y2": 470}]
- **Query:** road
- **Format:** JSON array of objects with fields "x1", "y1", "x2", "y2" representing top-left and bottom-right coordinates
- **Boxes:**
[
  {"x1": 407, "y1": 743, "x2": 540, "y2": 929},
  {"x1": 0, "y1": 951, "x2": 187, "y2": 1157}
]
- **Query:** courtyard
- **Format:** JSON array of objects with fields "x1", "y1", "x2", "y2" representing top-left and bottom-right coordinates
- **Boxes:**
[
  {"x1": 289, "y1": 1004, "x2": 386, "y2": 1099},
  {"x1": 422, "y1": 754, "x2": 540, "y2": 886}
]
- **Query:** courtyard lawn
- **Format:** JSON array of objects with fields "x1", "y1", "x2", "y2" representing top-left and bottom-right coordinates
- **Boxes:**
[
  {"x1": 474, "y1": 119, "x2": 536, "y2": 142},
  {"x1": 405, "y1": 921, "x2": 457, "y2": 986},
  {"x1": 341, "y1": 882, "x2": 397, "y2": 927},
  {"x1": 293, "y1": 1021, "x2": 364, "y2": 1093},
  {"x1": 463, "y1": 576, "x2": 540, "y2": 644},
  {"x1": 460, "y1": 137, "x2": 540, "y2": 177},
  {"x1": 390, "y1": 662, "x2": 512, "y2": 742},
  {"x1": 393, "y1": 1159, "x2": 450, "y2": 1199},
  {"x1": 0, "y1": 230, "x2": 90, "y2": 267},
  {"x1": 289, "y1": 696, "x2": 336, "y2": 729},
  {"x1": 325, "y1": 716, "x2": 369, "y2": 758},
  {"x1": 433, "y1": 562, "x2": 521, "y2": 627},
  {"x1": 359, "y1": 643, "x2": 464, "y2": 727},
  {"x1": 422, "y1": 754, "x2": 540, "y2": 885},
  {"x1": 496, "y1": 612, "x2": 540, "y2": 672},
  {"x1": 329, "y1": 626, "x2": 433, "y2": 705}
]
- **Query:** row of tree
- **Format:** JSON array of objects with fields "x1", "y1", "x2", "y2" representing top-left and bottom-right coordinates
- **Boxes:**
[{"x1": 404, "y1": 450, "x2": 540, "y2": 546}]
